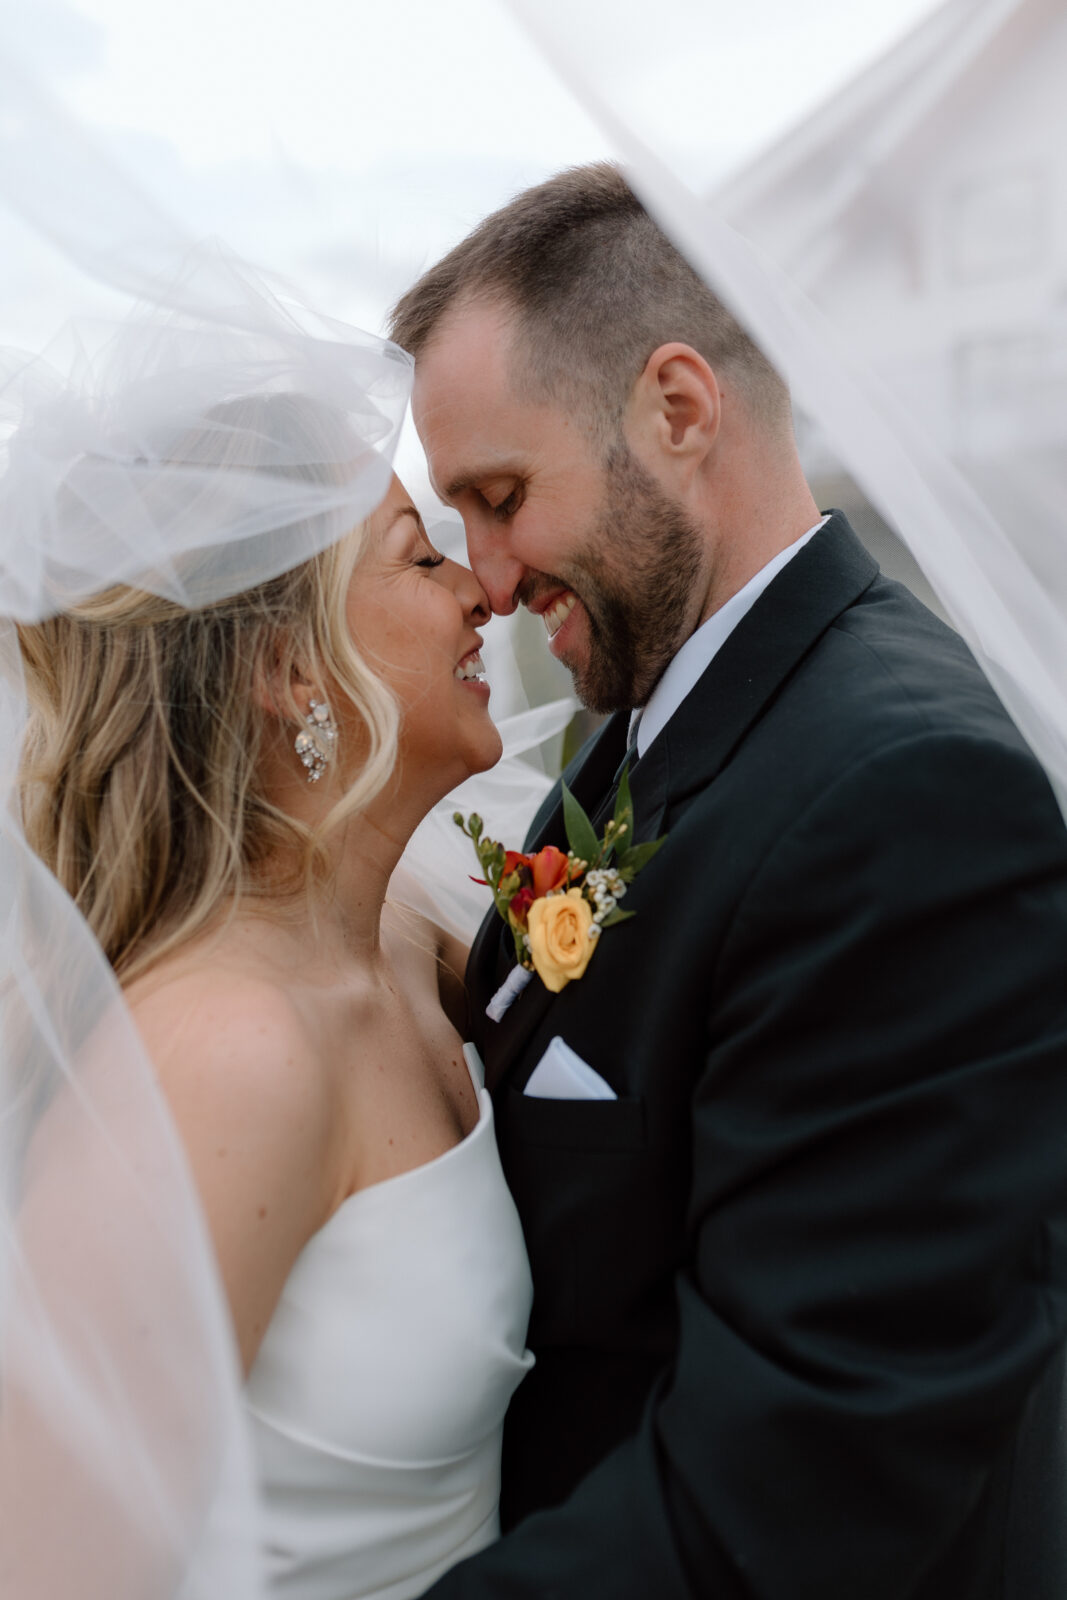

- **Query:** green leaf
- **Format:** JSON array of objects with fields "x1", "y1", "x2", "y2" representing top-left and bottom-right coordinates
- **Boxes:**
[
  {"x1": 617, "y1": 836, "x2": 668, "y2": 876},
  {"x1": 561, "y1": 780, "x2": 601, "y2": 868},
  {"x1": 599, "y1": 907, "x2": 636, "y2": 929}
]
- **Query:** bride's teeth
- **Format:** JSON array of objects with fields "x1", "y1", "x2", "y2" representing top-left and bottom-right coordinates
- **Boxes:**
[
  {"x1": 454, "y1": 651, "x2": 487, "y2": 683},
  {"x1": 544, "y1": 592, "x2": 577, "y2": 639}
]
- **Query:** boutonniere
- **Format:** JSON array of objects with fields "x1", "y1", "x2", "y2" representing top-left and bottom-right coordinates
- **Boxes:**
[{"x1": 455, "y1": 765, "x2": 667, "y2": 995}]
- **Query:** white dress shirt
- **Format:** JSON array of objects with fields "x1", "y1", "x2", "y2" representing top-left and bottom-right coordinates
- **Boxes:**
[{"x1": 632, "y1": 517, "x2": 829, "y2": 758}]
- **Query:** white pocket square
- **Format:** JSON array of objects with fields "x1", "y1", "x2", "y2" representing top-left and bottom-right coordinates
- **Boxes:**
[{"x1": 524, "y1": 1036, "x2": 617, "y2": 1101}]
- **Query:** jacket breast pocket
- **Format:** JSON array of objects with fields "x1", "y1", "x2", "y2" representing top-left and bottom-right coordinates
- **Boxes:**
[
  {"x1": 497, "y1": 1089, "x2": 659, "y2": 1343},
  {"x1": 504, "y1": 1091, "x2": 647, "y2": 1152}
]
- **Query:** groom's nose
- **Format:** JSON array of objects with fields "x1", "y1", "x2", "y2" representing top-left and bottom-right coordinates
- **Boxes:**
[{"x1": 464, "y1": 523, "x2": 525, "y2": 617}]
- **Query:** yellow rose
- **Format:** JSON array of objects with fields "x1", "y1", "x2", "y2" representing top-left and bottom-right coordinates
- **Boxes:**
[{"x1": 526, "y1": 888, "x2": 598, "y2": 992}]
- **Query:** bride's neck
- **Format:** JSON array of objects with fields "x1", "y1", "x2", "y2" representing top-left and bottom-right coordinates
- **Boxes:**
[
  {"x1": 310, "y1": 808, "x2": 408, "y2": 958},
  {"x1": 255, "y1": 773, "x2": 428, "y2": 966}
]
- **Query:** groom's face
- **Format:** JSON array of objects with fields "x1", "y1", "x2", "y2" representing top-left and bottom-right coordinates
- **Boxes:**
[{"x1": 412, "y1": 302, "x2": 705, "y2": 712}]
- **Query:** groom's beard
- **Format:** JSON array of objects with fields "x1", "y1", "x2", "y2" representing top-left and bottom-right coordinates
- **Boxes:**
[{"x1": 525, "y1": 444, "x2": 705, "y2": 714}]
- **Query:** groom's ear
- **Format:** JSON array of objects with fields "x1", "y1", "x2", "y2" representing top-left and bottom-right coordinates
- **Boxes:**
[{"x1": 624, "y1": 342, "x2": 720, "y2": 485}]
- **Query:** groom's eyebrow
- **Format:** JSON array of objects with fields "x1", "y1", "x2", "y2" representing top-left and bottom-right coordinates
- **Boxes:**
[
  {"x1": 441, "y1": 472, "x2": 479, "y2": 503},
  {"x1": 442, "y1": 458, "x2": 518, "y2": 503}
]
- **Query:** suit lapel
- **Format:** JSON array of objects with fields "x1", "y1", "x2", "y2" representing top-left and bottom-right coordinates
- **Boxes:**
[
  {"x1": 654, "y1": 512, "x2": 877, "y2": 805},
  {"x1": 478, "y1": 514, "x2": 877, "y2": 1089},
  {"x1": 525, "y1": 709, "x2": 630, "y2": 853}
]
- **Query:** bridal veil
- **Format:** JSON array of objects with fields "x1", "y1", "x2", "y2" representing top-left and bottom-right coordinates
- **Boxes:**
[
  {"x1": 3, "y1": 1, "x2": 1067, "y2": 1593},
  {"x1": 0, "y1": 241, "x2": 413, "y2": 1600},
  {"x1": 0, "y1": 46, "x2": 572, "y2": 1594}
]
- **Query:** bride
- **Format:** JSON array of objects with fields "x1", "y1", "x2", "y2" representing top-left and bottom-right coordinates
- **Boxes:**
[{"x1": 2, "y1": 289, "x2": 541, "y2": 1599}]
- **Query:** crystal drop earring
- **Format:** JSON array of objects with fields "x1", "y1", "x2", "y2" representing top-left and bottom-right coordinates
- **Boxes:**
[{"x1": 293, "y1": 696, "x2": 337, "y2": 783}]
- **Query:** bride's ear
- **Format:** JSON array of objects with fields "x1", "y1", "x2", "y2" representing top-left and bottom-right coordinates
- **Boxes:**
[{"x1": 252, "y1": 638, "x2": 316, "y2": 723}]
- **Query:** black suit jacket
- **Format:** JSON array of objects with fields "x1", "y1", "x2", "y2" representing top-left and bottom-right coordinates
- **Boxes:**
[{"x1": 429, "y1": 514, "x2": 1067, "y2": 1599}]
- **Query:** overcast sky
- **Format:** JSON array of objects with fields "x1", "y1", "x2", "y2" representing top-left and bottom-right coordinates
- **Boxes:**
[{"x1": 1, "y1": 0, "x2": 943, "y2": 327}]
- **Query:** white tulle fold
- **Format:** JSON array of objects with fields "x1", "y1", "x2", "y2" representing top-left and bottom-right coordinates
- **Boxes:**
[
  {"x1": 390, "y1": 697, "x2": 577, "y2": 944},
  {"x1": 0, "y1": 63, "x2": 411, "y2": 1598},
  {"x1": 3, "y1": 2, "x2": 1065, "y2": 1594},
  {"x1": 0, "y1": 50, "x2": 574, "y2": 1587},
  {"x1": 505, "y1": 0, "x2": 1067, "y2": 822},
  {"x1": 0, "y1": 713, "x2": 264, "y2": 1597}
]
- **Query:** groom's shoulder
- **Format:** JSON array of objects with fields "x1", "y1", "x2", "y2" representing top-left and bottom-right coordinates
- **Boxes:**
[
  {"x1": 702, "y1": 568, "x2": 1065, "y2": 860},
  {"x1": 809, "y1": 570, "x2": 1025, "y2": 751}
]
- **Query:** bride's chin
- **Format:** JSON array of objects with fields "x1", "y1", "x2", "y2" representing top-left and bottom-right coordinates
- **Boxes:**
[
  {"x1": 473, "y1": 724, "x2": 504, "y2": 775},
  {"x1": 443, "y1": 733, "x2": 504, "y2": 790},
  {"x1": 404, "y1": 723, "x2": 503, "y2": 800},
  {"x1": 451, "y1": 709, "x2": 505, "y2": 781}
]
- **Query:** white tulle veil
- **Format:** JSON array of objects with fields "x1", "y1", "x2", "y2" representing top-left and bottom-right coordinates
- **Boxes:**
[
  {"x1": 3, "y1": 1, "x2": 1067, "y2": 1593},
  {"x1": 504, "y1": 0, "x2": 1067, "y2": 822},
  {"x1": 0, "y1": 56, "x2": 569, "y2": 1598},
  {"x1": 0, "y1": 235, "x2": 413, "y2": 1600}
]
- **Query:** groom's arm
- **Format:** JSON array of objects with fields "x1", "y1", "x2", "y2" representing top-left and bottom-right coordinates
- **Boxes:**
[{"x1": 425, "y1": 730, "x2": 1067, "y2": 1599}]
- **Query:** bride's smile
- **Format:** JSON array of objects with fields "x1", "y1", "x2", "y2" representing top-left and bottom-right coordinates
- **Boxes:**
[{"x1": 346, "y1": 473, "x2": 502, "y2": 802}]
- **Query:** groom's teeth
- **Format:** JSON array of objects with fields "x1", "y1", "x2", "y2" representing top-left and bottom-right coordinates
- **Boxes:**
[
  {"x1": 544, "y1": 592, "x2": 577, "y2": 638},
  {"x1": 454, "y1": 651, "x2": 487, "y2": 683}
]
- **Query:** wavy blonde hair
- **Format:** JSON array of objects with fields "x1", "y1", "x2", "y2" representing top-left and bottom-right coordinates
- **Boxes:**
[{"x1": 16, "y1": 394, "x2": 399, "y2": 985}]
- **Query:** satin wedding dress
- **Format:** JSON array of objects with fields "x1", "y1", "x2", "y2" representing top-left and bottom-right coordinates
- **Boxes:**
[{"x1": 245, "y1": 1047, "x2": 534, "y2": 1600}]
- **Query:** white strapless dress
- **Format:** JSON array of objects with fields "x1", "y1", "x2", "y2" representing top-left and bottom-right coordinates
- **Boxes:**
[{"x1": 245, "y1": 1047, "x2": 534, "y2": 1600}]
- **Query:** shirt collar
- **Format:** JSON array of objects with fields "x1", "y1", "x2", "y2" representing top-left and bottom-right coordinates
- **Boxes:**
[{"x1": 632, "y1": 516, "x2": 829, "y2": 758}]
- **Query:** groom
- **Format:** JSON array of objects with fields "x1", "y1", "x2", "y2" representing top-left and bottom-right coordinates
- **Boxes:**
[{"x1": 393, "y1": 165, "x2": 1067, "y2": 1597}]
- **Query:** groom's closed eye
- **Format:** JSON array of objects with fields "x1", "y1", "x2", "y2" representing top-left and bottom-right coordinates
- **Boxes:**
[
  {"x1": 457, "y1": 477, "x2": 526, "y2": 522},
  {"x1": 483, "y1": 485, "x2": 525, "y2": 522}
]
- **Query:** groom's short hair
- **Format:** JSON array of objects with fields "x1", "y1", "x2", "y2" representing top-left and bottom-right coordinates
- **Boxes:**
[{"x1": 389, "y1": 162, "x2": 790, "y2": 442}]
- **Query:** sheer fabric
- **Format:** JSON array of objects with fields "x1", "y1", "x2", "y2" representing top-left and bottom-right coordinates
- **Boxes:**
[
  {"x1": 0, "y1": 79, "x2": 411, "y2": 1596},
  {"x1": 0, "y1": 55, "x2": 571, "y2": 1595},
  {"x1": 3, "y1": 3, "x2": 1067, "y2": 1595},
  {"x1": 507, "y1": 0, "x2": 1067, "y2": 820}
]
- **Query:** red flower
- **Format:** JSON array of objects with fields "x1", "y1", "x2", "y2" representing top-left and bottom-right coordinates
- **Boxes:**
[
  {"x1": 529, "y1": 845, "x2": 570, "y2": 897},
  {"x1": 508, "y1": 886, "x2": 535, "y2": 929},
  {"x1": 502, "y1": 849, "x2": 530, "y2": 878}
]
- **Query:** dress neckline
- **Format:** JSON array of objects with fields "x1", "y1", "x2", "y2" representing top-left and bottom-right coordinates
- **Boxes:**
[{"x1": 325, "y1": 1045, "x2": 489, "y2": 1223}]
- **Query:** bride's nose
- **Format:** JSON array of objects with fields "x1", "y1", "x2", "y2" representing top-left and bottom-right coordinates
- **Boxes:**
[{"x1": 444, "y1": 557, "x2": 491, "y2": 627}]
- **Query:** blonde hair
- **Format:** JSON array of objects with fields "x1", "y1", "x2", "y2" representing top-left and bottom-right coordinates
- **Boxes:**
[{"x1": 16, "y1": 394, "x2": 399, "y2": 985}]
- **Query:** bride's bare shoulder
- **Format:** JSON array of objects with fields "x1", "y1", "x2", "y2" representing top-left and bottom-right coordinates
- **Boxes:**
[
  {"x1": 124, "y1": 957, "x2": 345, "y2": 1369},
  {"x1": 128, "y1": 959, "x2": 308, "y2": 1059},
  {"x1": 125, "y1": 960, "x2": 335, "y2": 1164}
]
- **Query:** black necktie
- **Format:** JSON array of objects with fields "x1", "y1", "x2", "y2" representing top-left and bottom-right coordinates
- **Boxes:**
[{"x1": 612, "y1": 710, "x2": 642, "y2": 786}]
